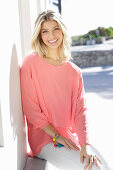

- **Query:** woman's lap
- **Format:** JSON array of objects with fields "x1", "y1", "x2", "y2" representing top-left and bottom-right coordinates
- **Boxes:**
[{"x1": 36, "y1": 143, "x2": 103, "y2": 170}]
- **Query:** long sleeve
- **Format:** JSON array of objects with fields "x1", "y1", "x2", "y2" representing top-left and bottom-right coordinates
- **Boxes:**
[
  {"x1": 74, "y1": 71, "x2": 89, "y2": 147},
  {"x1": 20, "y1": 61, "x2": 49, "y2": 130}
]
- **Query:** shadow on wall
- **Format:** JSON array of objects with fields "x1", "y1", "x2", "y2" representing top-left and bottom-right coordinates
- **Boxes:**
[{"x1": 9, "y1": 44, "x2": 27, "y2": 170}]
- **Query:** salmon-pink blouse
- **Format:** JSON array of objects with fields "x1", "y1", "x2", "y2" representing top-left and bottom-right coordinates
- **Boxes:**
[{"x1": 20, "y1": 52, "x2": 89, "y2": 157}]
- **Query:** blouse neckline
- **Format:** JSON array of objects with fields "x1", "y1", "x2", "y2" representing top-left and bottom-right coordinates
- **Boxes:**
[{"x1": 36, "y1": 53, "x2": 68, "y2": 69}]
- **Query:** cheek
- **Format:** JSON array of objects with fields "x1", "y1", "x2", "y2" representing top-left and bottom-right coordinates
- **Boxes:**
[
  {"x1": 56, "y1": 31, "x2": 62, "y2": 37},
  {"x1": 59, "y1": 31, "x2": 63, "y2": 38},
  {"x1": 41, "y1": 35, "x2": 48, "y2": 43},
  {"x1": 58, "y1": 32, "x2": 63, "y2": 41}
]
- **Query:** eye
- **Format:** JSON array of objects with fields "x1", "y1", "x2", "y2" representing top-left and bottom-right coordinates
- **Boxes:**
[
  {"x1": 54, "y1": 27, "x2": 60, "y2": 31},
  {"x1": 42, "y1": 30, "x2": 48, "y2": 34}
]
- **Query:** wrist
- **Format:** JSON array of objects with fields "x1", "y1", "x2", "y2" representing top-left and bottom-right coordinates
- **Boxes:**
[
  {"x1": 42, "y1": 124, "x2": 59, "y2": 138},
  {"x1": 82, "y1": 143, "x2": 90, "y2": 148},
  {"x1": 53, "y1": 133, "x2": 59, "y2": 141},
  {"x1": 52, "y1": 133, "x2": 64, "y2": 148}
]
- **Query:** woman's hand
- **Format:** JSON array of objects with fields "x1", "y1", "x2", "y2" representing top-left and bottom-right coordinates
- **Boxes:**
[
  {"x1": 56, "y1": 134, "x2": 80, "y2": 151},
  {"x1": 80, "y1": 143, "x2": 102, "y2": 170}
]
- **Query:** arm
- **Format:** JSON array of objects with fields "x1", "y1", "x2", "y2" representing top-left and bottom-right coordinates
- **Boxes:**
[
  {"x1": 42, "y1": 123, "x2": 59, "y2": 138},
  {"x1": 74, "y1": 71, "x2": 89, "y2": 147},
  {"x1": 75, "y1": 71, "x2": 101, "y2": 169},
  {"x1": 20, "y1": 61, "x2": 49, "y2": 130},
  {"x1": 42, "y1": 123, "x2": 80, "y2": 151}
]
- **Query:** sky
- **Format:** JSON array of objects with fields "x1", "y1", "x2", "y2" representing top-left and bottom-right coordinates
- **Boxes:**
[{"x1": 60, "y1": 0, "x2": 113, "y2": 36}]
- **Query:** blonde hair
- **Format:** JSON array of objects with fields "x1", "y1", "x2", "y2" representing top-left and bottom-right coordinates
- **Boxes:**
[{"x1": 31, "y1": 10, "x2": 72, "y2": 62}]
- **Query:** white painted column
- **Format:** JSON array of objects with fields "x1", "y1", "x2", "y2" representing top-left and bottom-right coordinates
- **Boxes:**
[
  {"x1": 36, "y1": 0, "x2": 49, "y2": 15},
  {"x1": 18, "y1": 0, "x2": 49, "y2": 58},
  {"x1": 0, "y1": 0, "x2": 27, "y2": 169},
  {"x1": 0, "y1": 100, "x2": 4, "y2": 147},
  {"x1": 18, "y1": 0, "x2": 32, "y2": 58}
]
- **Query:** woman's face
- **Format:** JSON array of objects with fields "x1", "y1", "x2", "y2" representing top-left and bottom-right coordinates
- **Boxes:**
[{"x1": 40, "y1": 20, "x2": 63, "y2": 50}]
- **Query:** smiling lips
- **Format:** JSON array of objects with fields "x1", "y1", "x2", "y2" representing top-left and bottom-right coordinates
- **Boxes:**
[{"x1": 48, "y1": 39, "x2": 58, "y2": 44}]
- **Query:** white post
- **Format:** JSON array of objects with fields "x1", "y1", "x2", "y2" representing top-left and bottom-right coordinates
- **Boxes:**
[
  {"x1": 0, "y1": 100, "x2": 4, "y2": 146},
  {"x1": 36, "y1": 0, "x2": 49, "y2": 16},
  {"x1": 18, "y1": 0, "x2": 32, "y2": 58},
  {"x1": 18, "y1": 0, "x2": 49, "y2": 58}
]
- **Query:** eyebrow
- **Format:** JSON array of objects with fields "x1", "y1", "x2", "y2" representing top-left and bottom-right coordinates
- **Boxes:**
[
  {"x1": 41, "y1": 29, "x2": 48, "y2": 31},
  {"x1": 41, "y1": 26, "x2": 60, "y2": 31}
]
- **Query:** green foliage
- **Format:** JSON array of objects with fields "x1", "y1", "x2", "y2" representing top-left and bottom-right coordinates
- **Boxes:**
[
  {"x1": 104, "y1": 27, "x2": 113, "y2": 37},
  {"x1": 71, "y1": 26, "x2": 113, "y2": 46},
  {"x1": 97, "y1": 35, "x2": 102, "y2": 39}
]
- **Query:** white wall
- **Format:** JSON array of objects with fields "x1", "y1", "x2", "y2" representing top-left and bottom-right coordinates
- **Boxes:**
[
  {"x1": 0, "y1": 0, "x2": 48, "y2": 169},
  {"x1": 0, "y1": 1, "x2": 27, "y2": 170},
  {"x1": 18, "y1": 0, "x2": 32, "y2": 58},
  {"x1": 0, "y1": 100, "x2": 4, "y2": 146}
]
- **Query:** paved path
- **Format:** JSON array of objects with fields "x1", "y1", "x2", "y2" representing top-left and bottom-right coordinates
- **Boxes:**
[{"x1": 82, "y1": 65, "x2": 113, "y2": 168}]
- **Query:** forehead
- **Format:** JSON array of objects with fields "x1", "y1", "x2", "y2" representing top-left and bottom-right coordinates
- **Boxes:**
[{"x1": 41, "y1": 20, "x2": 59, "y2": 29}]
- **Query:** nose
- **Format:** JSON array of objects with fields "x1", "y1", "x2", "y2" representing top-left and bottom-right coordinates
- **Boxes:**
[{"x1": 48, "y1": 31, "x2": 55, "y2": 40}]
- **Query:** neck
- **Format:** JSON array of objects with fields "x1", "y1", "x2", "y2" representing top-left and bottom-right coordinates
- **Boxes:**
[{"x1": 46, "y1": 48, "x2": 61, "y2": 61}]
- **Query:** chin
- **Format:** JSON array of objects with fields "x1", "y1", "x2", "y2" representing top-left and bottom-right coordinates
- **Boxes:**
[{"x1": 48, "y1": 43, "x2": 62, "y2": 49}]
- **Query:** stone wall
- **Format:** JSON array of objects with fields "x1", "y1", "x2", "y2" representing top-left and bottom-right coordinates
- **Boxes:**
[{"x1": 71, "y1": 50, "x2": 113, "y2": 67}]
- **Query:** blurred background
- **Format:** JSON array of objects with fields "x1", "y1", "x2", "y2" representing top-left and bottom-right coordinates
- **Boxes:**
[{"x1": 50, "y1": 0, "x2": 113, "y2": 36}]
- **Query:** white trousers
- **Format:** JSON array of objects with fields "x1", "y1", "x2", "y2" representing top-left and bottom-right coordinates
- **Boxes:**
[{"x1": 36, "y1": 143, "x2": 111, "y2": 170}]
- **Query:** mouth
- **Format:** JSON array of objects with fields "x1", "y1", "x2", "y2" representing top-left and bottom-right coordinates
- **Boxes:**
[{"x1": 48, "y1": 39, "x2": 58, "y2": 44}]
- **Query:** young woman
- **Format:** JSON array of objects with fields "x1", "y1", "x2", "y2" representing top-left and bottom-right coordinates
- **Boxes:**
[{"x1": 20, "y1": 10, "x2": 111, "y2": 170}]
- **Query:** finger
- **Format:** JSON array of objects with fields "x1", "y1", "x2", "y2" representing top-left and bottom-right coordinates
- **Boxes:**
[
  {"x1": 95, "y1": 155, "x2": 102, "y2": 164},
  {"x1": 65, "y1": 140, "x2": 78, "y2": 151},
  {"x1": 67, "y1": 139, "x2": 80, "y2": 150},
  {"x1": 64, "y1": 141, "x2": 71, "y2": 150},
  {"x1": 94, "y1": 157, "x2": 98, "y2": 167},
  {"x1": 84, "y1": 156, "x2": 90, "y2": 169},
  {"x1": 88, "y1": 156, "x2": 94, "y2": 170},
  {"x1": 66, "y1": 139, "x2": 80, "y2": 151},
  {"x1": 80, "y1": 152, "x2": 84, "y2": 163}
]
